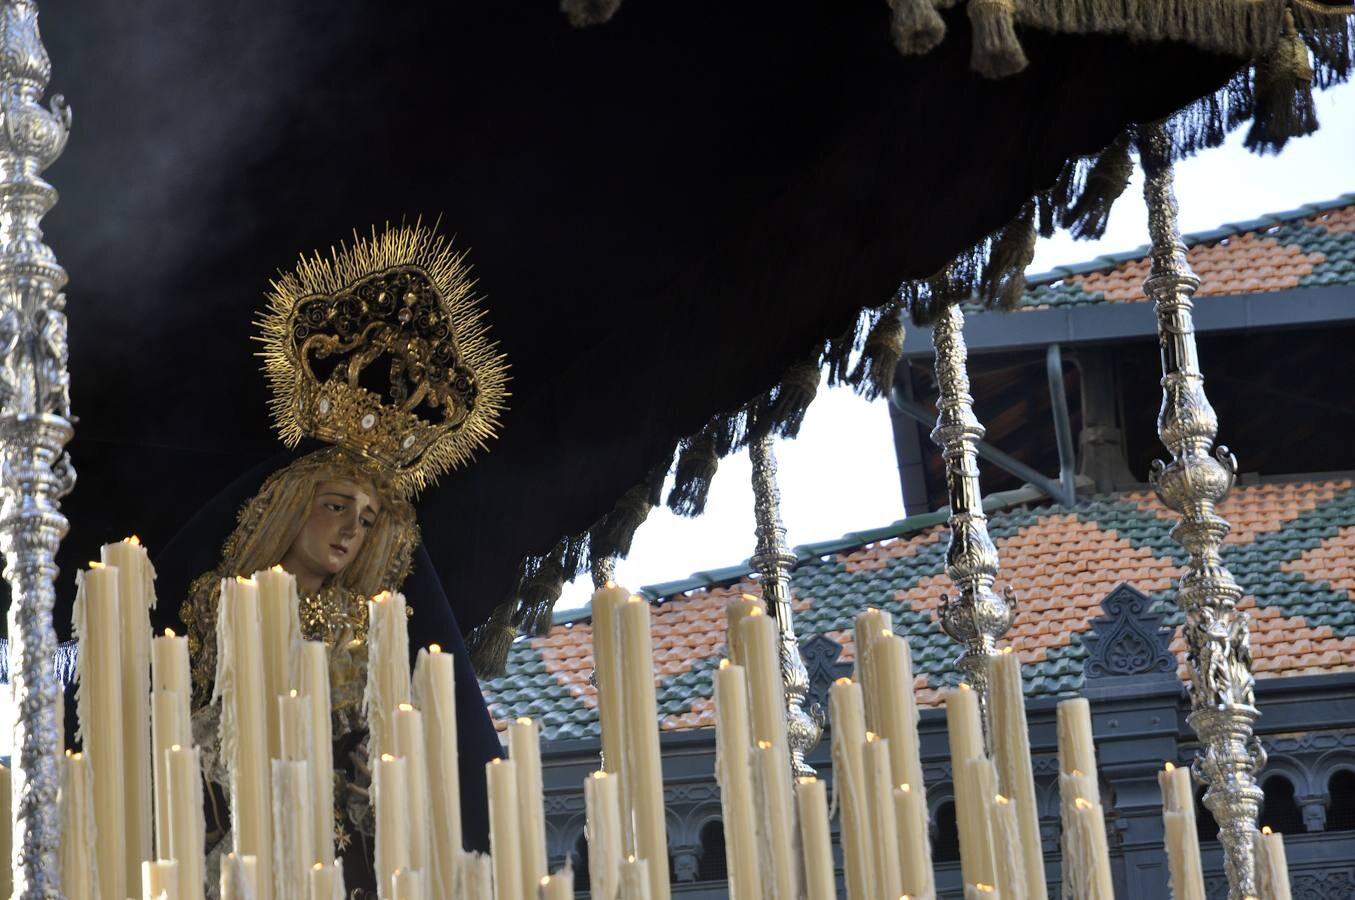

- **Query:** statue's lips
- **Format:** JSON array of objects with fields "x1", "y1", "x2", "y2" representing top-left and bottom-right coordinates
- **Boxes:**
[{"x1": 330, "y1": 543, "x2": 350, "y2": 557}]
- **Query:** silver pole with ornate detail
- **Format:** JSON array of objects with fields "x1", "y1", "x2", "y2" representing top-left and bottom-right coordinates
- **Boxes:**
[
  {"x1": 931, "y1": 304, "x2": 1015, "y2": 737},
  {"x1": 1137, "y1": 122, "x2": 1262, "y2": 899},
  {"x1": 748, "y1": 433, "x2": 821, "y2": 777},
  {"x1": 0, "y1": 1, "x2": 74, "y2": 896}
]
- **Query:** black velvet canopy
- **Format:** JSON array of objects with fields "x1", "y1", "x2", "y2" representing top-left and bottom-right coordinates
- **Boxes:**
[{"x1": 23, "y1": 1, "x2": 1256, "y2": 640}]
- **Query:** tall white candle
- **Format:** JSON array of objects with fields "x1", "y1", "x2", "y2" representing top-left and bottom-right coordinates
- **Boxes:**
[
  {"x1": 217, "y1": 576, "x2": 273, "y2": 900},
  {"x1": 1159, "y1": 763, "x2": 1205, "y2": 900},
  {"x1": 1255, "y1": 827, "x2": 1292, "y2": 900},
  {"x1": 59, "y1": 751, "x2": 97, "y2": 900},
  {"x1": 864, "y1": 735, "x2": 903, "y2": 900},
  {"x1": 220, "y1": 853, "x2": 258, "y2": 900},
  {"x1": 296, "y1": 641, "x2": 336, "y2": 868},
  {"x1": 0, "y1": 762, "x2": 9, "y2": 899},
  {"x1": 509, "y1": 717, "x2": 548, "y2": 891},
  {"x1": 872, "y1": 634, "x2": 934, "y2": 898},
  {"x1": 585, "y1": 771, "x2": 623, "y2": 900},
  {"x1": 736, "y1": 609, "x2": 788, "y2": 753},
  {"x1": 894, "y1": 783, "x2": 932, "y2": 897},
  {"x1": 945, "y1": 687, "x2": 998, "y2": 889},
  {"x1": 796, "y1": 777, "x2": 836, "y2": 900},
  {"x1": 829, "y1": 677, "x2": 874, "y2": 900},
  {"x1": 456, "y1": 851, "x2": 493, "y2": 900},
  {"x1": 990, "y1": 794, "x2": 1026, "y2": 898},
  {"x1": 74, "y1": 563, "x2": 127, "y2": 900},
  {"x1": 723, "y1": 594, "x2": 764, "y2": 668},
  {"x1": 166, "y1": 744, "x2": 207, "y2": 900},
  {"x1": 591, "y1": 585, "x2": 632, "y2": 856},
  {"x1": 103, "y1": 537, "x2": 156, "y2": 899},
  {"x1": 712, "y1": 661, "x2": 761, "y2": 900},
  {"x1": 308, "y1": 861, "x2": 346, "y2": 900},
  {"x1": 256, "y1": 567, "x2": 301, "y2": 767},
  {"x1": 394, "y1": 704, "x2": 433, "y2": 889},
  {"x1": 375, "y1": 754, "x2": 411, "y2": 900},
  {"x1": 619, "y1": 857, "x2": 652, "y2": 900},
  {"x1": 989, "y1": 649, "x2": 1047, "y2": 899},
  {"x1": 151, "y1": 627, "x2": 192, "y2": 860},
  {"x1": 852, "y1": 607, "x2": 892, "y2": 730},
  {"x1": 273, "y1": 756, "x2": 314, "y2": 900},
  {"x1": 753, "y1": 740, "x2": 799, "y2": 900},
  {"x1": 366, "y1": 591, "x2": 412, "y2": 761},
  {"x1": 619, "y1": 596, "x2": 670, "y2": 900},
  {"x1": 1057, "y1": 698, "x2": 1112, "y2": 899},
  {"x1": 142, "y1": 858, "x2": 180, "y2": 900},
  {"x1": 412, "y1": 645, "x2": 459, "y2": 896},
  {"x1": 486, "y1": 758, "x2": 522, "y2": 900}
]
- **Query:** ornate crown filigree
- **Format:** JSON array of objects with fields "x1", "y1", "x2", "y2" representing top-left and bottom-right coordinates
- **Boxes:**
[{"x1": 258, "y1": 224, "x2": 509, "y2": 494}]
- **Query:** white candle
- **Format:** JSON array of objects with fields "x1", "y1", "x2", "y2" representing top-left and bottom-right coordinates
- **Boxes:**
[
  {"x1": 712, "y1": 661, "x2": 761, "y2": 900},
  {"x1": 619, "y1": 857, "x2": 652, "y2": 900},
  {"x1": 852, "y1": 607, "x2": 892, "y2": 730},
  {"x1": 394, "y1": 704, "x2": 433, "y2": 887},
  {"x1": 989, "y1": 649, "x2": 1047, "y2": 899},
  {"x1": 1056, "y1": 698, "x2": 1099, "y2": 794},
  {"x1": 723, "y1": 594, "x2": 764, "y2": 667},
  {"x1": 390, "y1": 868, "x2": 422, "y2": 900},
  {"x1": 296, "y1": 641, "x2": 336, "y2": 868},
  {"x1": 103, "y1": 537, "x2": 156, "y2": 898},
  {"x1": 217, "y1": 576, "x2": 273, "y2": 900},
  {"x1": 486, "y1": 758, "x2": 522, "y2": 900},
  {"x1": 591, "y1": 585, "x2": 632, "y2": 856},
  {"x1": 829, "y1": 677, "x2": 874, "y2": 900},
  {"x1": 1159, "y1": 763, "x2": 1205, "y2": 900},
  {"x1": 1255, "y1": 827, "x2": 1292, "y2": 900},
  {"x1": 456, "y1": 851, "x2": 493, "y2": 900},
  {"x1": 753, "y1": 740, "x2": 799, "y2": 900},
  {"x1": 864, "y1": 735, "x2": 903, "y2": 900},
  {"x1": 796, "y1": 777, "x2": 836, "y2": 900},
  {"x1": 585, "y1": 771, "x2": 623, "y2": 900},
  {"x1": 142, "y1": 859, "x2": 180, "y2": 900},
  {"x1": 0, "y1": 763, "x2": 9, "y2": 899},
  {"x1": 509, "y1": 717, "x2": 548, "y2": 891},
  {"x1": 220, "y1": 853, "x2": 258, "y2": 900},
  {"x1": 308, "y1": 861, "x2": 345, "y2": 900},
  {"x1": 412, "y1": 645, "x2": 459, "y2": 896},
  {"x1": 540, "y1": 868, "x2": 574, "y2": 900},
  {"x1": 375, "y1": 754, "x2": 411, "y2": 899},
  {"x1": 991, "y1": 794, "x2": 1026, "y2": 898},
  {"x1": 165, "y1": 744, "x2": 206, "y2": 900},
  {"x1": 1057, "y1": 698, "x2": 1112, "y2": 899},
  {"x1": 366, "y1": 591, "x2": 412, "y2": 761},
  {"x1": 59, "y1": 751, "x2": 97, "y2": 900},
  {"x1": 894, "y1": 784, "x2": 932, "y2": 897},
  {"x1": 872, "y1": 634, "x2": 934, "y2": 898},
  {"x1": 151, "y1": 628, "x2": 192, "y2": 860},
  {"x1": 273, "y1": 756, "x2": 314, "y2": 900},
  {"x1": 619, "y1": 596, "x2": 670, "y2": 900},
  {"x1": 256, "y1": 567, "x2": 301, "y2": 764},
  {"x1": 945, "y1": 687, "x2": 998, "y2": 889},
  {"x1": 74, "y1": 563, "x2": 127, "y2": 900},
  {"x1": 736, "y1": 609, "x2": 788, "y2": 752}
]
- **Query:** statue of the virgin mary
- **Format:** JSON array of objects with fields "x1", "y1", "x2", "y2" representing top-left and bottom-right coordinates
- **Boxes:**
[{"x1": 152, "y1": 224, "x2": 510, "y2": 889}]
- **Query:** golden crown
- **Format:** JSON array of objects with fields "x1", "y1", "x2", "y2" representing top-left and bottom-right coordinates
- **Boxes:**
[{"x1": 258, "y1": 224, "x2": 509, "y2": 495}]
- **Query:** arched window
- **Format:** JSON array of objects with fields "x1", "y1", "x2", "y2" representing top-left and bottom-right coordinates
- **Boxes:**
[
  {"x1": 1259, "y1": 775, "x2": 1305, "y2": 835},
  {"x1": 571, "y1": 834, "x2": 590, "y2": 894},
  {"x1": 697, "y1": 820, "x2": 728, "y2": 882},
  {"x1": 1328, "y1": 769, "x2": 1355, "y2": 832},
  {"x1": 1195, "y1": 787, "x2": 1220, "y2": 843},
  {"x1": 932, "y1": 800, "x2": 961, "y2": 862}
]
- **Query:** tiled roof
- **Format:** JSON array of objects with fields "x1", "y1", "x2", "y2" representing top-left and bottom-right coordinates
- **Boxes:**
[
  {"x1": 1014, "y1": 195, "x2": 1355, "y2": 311},
  {"x1": 481, "y1": 477, "x2": 1355, "y2": 740}
]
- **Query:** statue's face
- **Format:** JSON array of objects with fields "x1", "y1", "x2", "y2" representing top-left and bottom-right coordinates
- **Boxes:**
[{"x1": 280, "y1": 479, "x2": 382, "y2": 591}]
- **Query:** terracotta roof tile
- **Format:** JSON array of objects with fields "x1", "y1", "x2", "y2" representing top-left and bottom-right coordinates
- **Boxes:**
[{"x1": 482, "y1": 478, "x2": 1355, "y2": 738}]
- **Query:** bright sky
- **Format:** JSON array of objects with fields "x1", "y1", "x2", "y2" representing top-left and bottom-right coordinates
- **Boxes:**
[{"x1": 557, "y1": 79, "x2": 1355, "y2": 612}]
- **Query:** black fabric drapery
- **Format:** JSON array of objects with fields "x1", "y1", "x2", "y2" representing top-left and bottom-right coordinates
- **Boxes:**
[{"x1": 17, "y1": 1, "x2": 1247, "y2": 637}]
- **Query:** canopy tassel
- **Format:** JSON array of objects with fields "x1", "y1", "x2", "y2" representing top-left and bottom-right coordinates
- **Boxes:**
[
  {"x1": 981, "y1": 201, "x2": 1037, "y2": 310},
  {"x1": 848, "y1": 305, "x2": 905, "y2": 400},
  {"x1": 1062, "y1": 132, "x2": 1134, "y2": 240},
  {"x1": 761, "y1": 358, "x2": 821, "y2": 440},
  {"x1": 1246, "y1": 10, "x2": 1319, "y2": 153},
  {"x1": 890, "y1": 0, "x2": 947, "y2": 56},
  {"x1": 667, "y1": 430, "x2": 720, "y2": 516},
  {"x1": 968, "y1": 0, "x2": 1028, "y2": 79},
  {"x1": 469, "y1": 599, "x2": 518, "y2": 678}
]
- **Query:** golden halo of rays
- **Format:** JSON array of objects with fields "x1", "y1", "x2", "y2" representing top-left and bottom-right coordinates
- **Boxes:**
[{"x1": 255, "y1": 221, "x2": 510, "y2": 494}]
